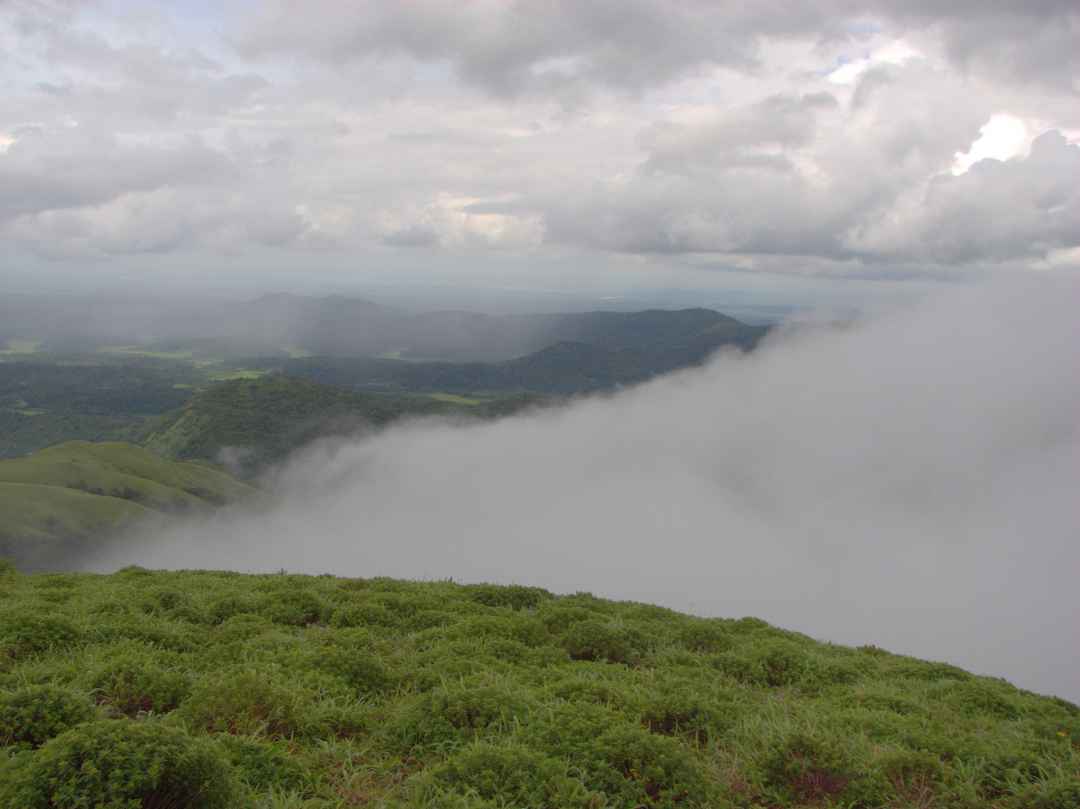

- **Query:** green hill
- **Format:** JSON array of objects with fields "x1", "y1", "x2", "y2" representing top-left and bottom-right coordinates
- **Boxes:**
[
  {"x1": 0, "y1": 569, "x2": 1075, "y2": 808},
  {"x1": 271, "y1": 311, "x2": 766, "y2": 395},
  {"x1": 144, "y1": 375, "x2": 547, "y2": 477},
  {"x1": 0, "y1": 442, "x2": 254, "y2": 568},
  {"x1": 0, "y1": 482, "x2": 151, "y2": 543}
]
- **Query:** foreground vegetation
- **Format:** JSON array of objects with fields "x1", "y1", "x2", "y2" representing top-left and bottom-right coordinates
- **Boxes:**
[{"x1": 0, "y1": 568, "x2": 1075, "y2": 808}]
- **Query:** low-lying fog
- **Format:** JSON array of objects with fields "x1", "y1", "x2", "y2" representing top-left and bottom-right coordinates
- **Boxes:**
[{"x1": 88, "y1": 277, "x2": 1080, "y2": 702}]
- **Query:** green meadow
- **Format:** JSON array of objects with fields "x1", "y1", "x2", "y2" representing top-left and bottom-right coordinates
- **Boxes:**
[
  {"x1": 0, "y1": 569, "x2": 1076, "y2": 808},
  {"x1": 0, "y1": 442, "x2": 255, "y2": 567}
]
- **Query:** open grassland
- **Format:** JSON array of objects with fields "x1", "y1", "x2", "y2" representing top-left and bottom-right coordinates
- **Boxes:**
[
  {"x1": 0, "y1": 568, "x2": 1076, "y2": 808},
  {"x1": 0, "y1": 443, "x2": 254, "y2": 566},
  {"x1": 0, "y1": 483, "x2": 151, "y2": 542},
  {"x1": 0, "y1": 442, "x2": 253, "y2": 513}
]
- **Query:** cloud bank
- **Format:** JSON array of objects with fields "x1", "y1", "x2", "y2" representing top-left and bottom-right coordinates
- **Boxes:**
[{"x1": 88, "y1": 277, "x2": 1080, "y2": 702}]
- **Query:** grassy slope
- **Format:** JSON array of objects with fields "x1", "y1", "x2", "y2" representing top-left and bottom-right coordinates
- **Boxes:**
[
  {"x1": 0, "y1": 482, "x2": 151, "y2": 542},
  {"x1": 0, "y1": 443, "x2": 254, "y2": 565},
  {"x1": 0, "y1": 569, "x2": 1076, "y2": 808},
  {"x1": 0, "y1": 441, "x2": 253, "y2": 512}
]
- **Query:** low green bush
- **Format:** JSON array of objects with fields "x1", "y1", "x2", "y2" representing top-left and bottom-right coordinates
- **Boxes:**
[
  {"x1": 388, "y1": 681, "x2": 537, "y2": 753},
  {"x1": 562, "y1": 619, "x2": 650, "y2": 665},
  {"x1": 586, "y1": 724, "x2": 717, "y2": 808},
  {"x1": 761, "y1": 731, "x2": 890, "y2": 807},
  {"x1": 258, "y1": 589, "x2": 330, "y2": 626},
  {"x1": 89, "y1": 653, "x2": 191, "y2": 716},
  {"x1": 182, "y1": 669, "x2": 304, "y2": 738},
  {"x1": 0, "y1": 610, "x2": 81, "y2": 661},
  {"x1": 0, "y1": 719, "x2": 240, "y2": 808},
  {"x1": 218, "y1": 735, "x2": 309, "y2": 792},
  {"x1": 0, "y1": 684, "x2": 95, "y2": 748},
  {"x1": 465, "y1": 583, "x2": 553, "y2": 611},
  {"x1": 416, "y1": 742, "x2": 599, "y2": 809}
]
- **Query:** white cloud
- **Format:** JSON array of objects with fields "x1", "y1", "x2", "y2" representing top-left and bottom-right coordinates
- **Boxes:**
[
  {"x1": 952, "y1": 113, "x2": 1032, "y2": 175},
  {"x1": 826, "y1": 39, "x2": 921, "y2": 85},
  {"x1": 1, "y1": 0, "x2": 1078, "y2": 283}
]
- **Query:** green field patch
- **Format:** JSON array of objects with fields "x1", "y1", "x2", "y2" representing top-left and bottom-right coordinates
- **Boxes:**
[
  {"x1": 98, "y1": 345, "x2": 197, "y2": 361},
  {"x1": 427, "y1": 392, "x2": 487, "y2": 406},
  {"x1": 206, "y1": 369, "x2": 267, "y2": 382},
  {"x1": 0, "y1": 339, "x2": 41, "y2": 355}
]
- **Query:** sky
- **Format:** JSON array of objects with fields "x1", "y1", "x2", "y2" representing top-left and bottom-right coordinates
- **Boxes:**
[{"x1": 2, "y1": 0, "x2": 1079, "y2": 306}]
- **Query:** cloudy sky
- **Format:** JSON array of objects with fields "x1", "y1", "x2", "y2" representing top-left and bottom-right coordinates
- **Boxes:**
[{"x1": 2, "y1": 0, "x2": 1079, "y2": 303}]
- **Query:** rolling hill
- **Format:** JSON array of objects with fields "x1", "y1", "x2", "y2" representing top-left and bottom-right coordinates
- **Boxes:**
[
  {"x1": 266, "y1": 308, "x2": 766, "y2": 395},
  {"x1": 0, "y1": 442, "x2": 254, "y2": 569}
]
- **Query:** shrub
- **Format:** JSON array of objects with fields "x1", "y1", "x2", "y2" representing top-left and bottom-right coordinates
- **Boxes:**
[
  {"x1": 0, "y1": 719, "x2": 239, "y2": 808},
  {"x1": 711, "y1": 640, "x2": 820, "y2": 689},
  {"x1": 258, "y1": 589, "x2": 329, "y2": 626},
  {"x1": 562, "y1": 619, "x2": 649, "y2": 665},
  {"x1": 0, "y1": 610, "x2": 80, "y2": 661},
  {"x1": 978, "y1": 749, "x2": 1050, "y2": 799},
  {"x1": 330, "y1": 603, "x2": 395, "y2": 629},
  {"x1": 762, "y1": 732, "x2": 888, "y2": 806},
  {"x1": 89, "y1": 654, "x2": 191, "y2": 716},
  {"x1": 388, "y1": 682, "x2": 536, "y2": 753},
  {"x1": 879, "y1": 748, "x2": 944, "y2": 801},
  {"x1": 898, "y1": 659, "x2": 972, "y2": 682},
  {"x1": 550, "y1": 675, "x2": 633, "y2": 708},
  {"x1": 536, "y1": 604, "x2": 598, "y2": 634},
  {"x1": 311, "y1": 645, "x2": 395, "y2": 695},
  {"x1": 182, "y1": 670, "x2": 303, "y2": 738},
  {"x1": 416, "y1": 742, "x2": 599, "y2": 809},
  {"x1": 640, "y1": 686, "x2": 731, "y2": 745},
  {"x1": 465, "y1": 584, "x2": 553, "y2": 610},
  {"x1": 0, "y1": 685, "x2": 95, "y2": 748},
  {"x1": 677, "y1": 620, "x2": 733, "y2": 654},
  {"x1": 943, "y1": 679, "x2": 1024, "y2": 720},
  {"x1": 1011, "y1": 777, "x2": 1080, "y2": 809},
  {"x1": 218, "y1": 735, "x2": 308, "y2": 792},
  {"x1": 587, "y1": 724, "x2": 715, "y2": 808},
  {"x1": 206, "y1": 594, "x2": 258, "y2": 624}
]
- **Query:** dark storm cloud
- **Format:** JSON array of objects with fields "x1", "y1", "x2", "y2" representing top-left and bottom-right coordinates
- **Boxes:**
[{"x1": 240, "y1": 1, "x2": 1079, "y2": 96}]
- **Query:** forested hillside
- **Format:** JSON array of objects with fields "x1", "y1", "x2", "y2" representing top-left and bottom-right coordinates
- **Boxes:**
[{"x1": 144, "y1": 376, "x2": 548, "y2": 477}]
